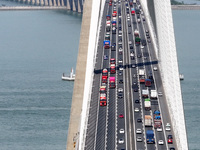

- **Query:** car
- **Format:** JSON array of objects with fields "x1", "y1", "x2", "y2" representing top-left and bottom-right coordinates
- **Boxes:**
[
  {"x1": 168, "y1": 135, "x2": 173, "y2": 139},
  {"x1": 137, "y1": 118, "x2": 142, "y2": 122},
  {"x1": 141, "y1": 45, "x2": 144, "y2": 49},
  {"x1": 168, "y1": 139, "x2": 173, "y2": 144},
  {"x1": 128, "y1": 24, "x2": 131, "y2": 27},
  {"x1": 119, "y1": 79, "x2": 123, "y2": 84},
  {"x1": 130, "y1": 45, "x2": 133, "y2": 49},
  {"x1": 119, "y1": 26, "x2": 122, "y2": 30},
  {"x1": 131, "y1": 56, "x2": 135, "y2": 60},
  {"x1": 129, "y1": 31, "x2": 131, "y2": 34},
  {"x1": 137, "y1": 137, "x2": 142, "y2": 142},
  {"x1": 147, "y1": 38, "x2": 151, "y2": 43},
  {"x1": 118, "y1": 88, "x2": 123, "y2": 93},
  {"x1": 130, "y1": 52, "x2": 134, "y2": 56},
  {"x1": 119, "y1": 65, "x2": 123, "y2": 70},
  {"x1": 144, "y1": 57, "x2": 147, "y2": 60},
  {"x1": 128, "y1": 41, "x2": 132, "y2": 45},
  {"x1": 119, "y1": 128, "x2": 125, "y2": 134},
  {"x1": 134, "y1": 88, "x2": 138, "y2": 92},
  {"x1": 118, "y1": 93, "x2": 123, "y2": 98},
  {"x1": 118, "y1": 71, "x2": 123, "y2": 76},
  {"x1": 132, "y1": 64, "x2": 136, "y2": 68},
  {"x1": 157, "y1": 128, "x2": 162, "y2": 132},
  {"x1": 166, "y1": 127, "x2": 171, "y2": 131},
  {"x1": 166, "y1": 123, "x2": 171, "y2": 127},
  {"x1": 158, "y1": 92, "x2": 163, "y2": 96},
  {"x1": 153, "y1": 66, "x2": 158, "y2": 71},
  {"x1": 118, "y1": 138, "x2": 124, "y2": 144},
  {"x1": 135, "y1": 99, "x2": 139, "y2": 103},
  {"x1": 137, "y1": 54, "x2": 142, "y2": 58},
  {"x1": 136, "y1": 128, "x2": 142, "y2": 134},
  {"x1": 118, "y1": 58, "x2": 123, "y2": 63},
  {"x1": 137, "y1": 19, "x2": 141, "y2": 23},
  {"x1": 146, "y1": 32, "x2": 149, "y2": 36},
  {"x1": 133, "y1": 74, "x2": 137, "y2": 78},
  {"x1": 119, "y1": 114, "x2": 124, "y2": 118},
  {"x1": 158, "y1": 140, "x2": 164, "y2": 145},
  {"x1": 142, "y1": 40, "x2": 146, "y2": 46},
  {"x1": 133, "y1": 82, "x2": 137, "y2": 85},
  {"x1": 135, "y1": 107, "x2": 139, "y2": 112},
  {"x1": 169, "y1": 147, "x2": 175, "y2": 150},
  {"x1": 104, "y1": 55, "x2": 108, "y2": 60}
]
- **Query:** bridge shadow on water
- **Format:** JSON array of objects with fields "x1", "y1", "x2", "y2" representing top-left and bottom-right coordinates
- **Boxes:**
[{"x1": 94, "y1": 60, "x2": 158, "y2": 74}]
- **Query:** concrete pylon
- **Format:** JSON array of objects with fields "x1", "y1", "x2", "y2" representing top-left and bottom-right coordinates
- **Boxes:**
[
  {"x1": 57, "y1": 0, "x2": 61, "y2": 6},
  {"x1": 60, "y1": 0, "x2": 64, "y2": 6},
  {"x1": 77, "y1": 0, "x2": 81, "y2": 13},
  {"x1": 44, "y1": 0, "x2": 48, "y2": 6},
  {"x1": 72, "y1": 0, "x2": 76, "y2": 12},
  {"x1": 49, "y1": 0, "x2": 52, "y2": 6},
  {"x1": 40, "y1": 0, "x2": 44, "y2": 5},
  {"x1": 66, "y1": 0, "x2": 93, "y2": 148},
  {"x1": 27, "y1": 0, "x2": 31, "y2": 4},
  {"x1": 67, "y1": 0, "x2": 70, "y2": 10},
  {"x1": 35, "y1": 0, "x2": 39, "y2": 5},
  {"x1": 53, "y1": 0, "x2": 56, "y2": 6}
]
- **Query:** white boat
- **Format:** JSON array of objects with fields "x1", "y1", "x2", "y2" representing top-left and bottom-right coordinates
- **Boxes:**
[
  {"x1": 62, "y1": 68, "x2": 75, "y2": 81},
  {"x1": 180, "y1": 74, "x2": 184, "y2": 80}
]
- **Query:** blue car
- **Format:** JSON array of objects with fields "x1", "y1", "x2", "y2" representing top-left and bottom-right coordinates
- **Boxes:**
[{"x1": 104, "y1": 55, "x2": 108, "y2": 60}]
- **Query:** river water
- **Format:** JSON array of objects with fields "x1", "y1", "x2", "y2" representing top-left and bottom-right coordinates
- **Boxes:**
[{"x1": 0, "y1": 0, "x2": 199, "y2": 149}]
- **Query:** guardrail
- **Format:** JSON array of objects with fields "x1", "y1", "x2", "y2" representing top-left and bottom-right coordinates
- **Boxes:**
[{"x1": 0, "y1": 6, "x2": 68, "y2": 10}]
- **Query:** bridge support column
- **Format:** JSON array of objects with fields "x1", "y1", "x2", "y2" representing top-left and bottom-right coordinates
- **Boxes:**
[
  {"x1": 66, "y1": 0, "x2": 70, "y2": 10},
  {"x1": 72, "y1": 0, "x2": 76, "y2": 12},
  {"x1": 60, "y1": 0, "x2": 64, "y2": 6},
  {"x1": 77, "y1": 0, "x2": 81, "y2": 13},
  {"x1": 48, "y1": 0, "x2": 52, "y2": 6},
  {"x1": 52, "y1": 0, "x2": 56, "y2": 6},
  {"x1": 40, "y1": 0, "x2": 44, "y2": 5},
  {"x1": 57, "y1": 0, "x2": 60, "y2": 6}
]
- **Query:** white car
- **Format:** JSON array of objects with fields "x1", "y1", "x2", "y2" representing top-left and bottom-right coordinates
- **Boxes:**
[
  {"x1": 118, "y1": 59, "x2": 123, "y2": 63},
  {"x1": 130, "y1": 53, "x2": 134, "y2": 57},
  {"x1": 141, "y1": 45, "x2": 144, "y2": 49},
  {"x1": 135, "y1": 107, "x2": 139, "y2": 112},
  {"x1": 153, "y1": 66, "x2": 158, "y2": 71},
  {"x1": 157, "y1": 128, "x2": 162, "y2": 132},
  {"x1": 118, "y1": 88, "x2": 123, "y2": 93},
  {"x1": 118, "y1": 138, "x2": 124, "y2": 144},
  {"x1": 166, "y1": 123, "x2": 171, "y2": 127},
  {"x1": 137, "y1": 137, "x2": 142, "y2": 142},
  {"x1": 166, "y1": 127, "x2": 171, "y2": 131},
  {"x1": 158, "y1": 140, "x2": 164, "y2": 145},
  {"x1": 136, "y1": 128, "x2": 142, "y2": 134},
  {"x1": 158, "y1": 92, "x2": 163, "y2": 96},
  {"x1": 119, "y1": 128, "x2": 125, "y2": 134}
]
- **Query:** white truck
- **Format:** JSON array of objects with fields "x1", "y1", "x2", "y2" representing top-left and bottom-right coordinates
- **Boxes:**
[
  {"x1": 144, "y1": 101, "x2": 151, "y2": 110},
  {"x1": 134, "y1": 29, "x2": 139, "y2": 37},
  {"x1": 150, "y1": 90, "x2": 157, "y2": 99},
  {"x1": 142, "y1": 89, "x2": 149, "y2": 98},
  {"x1": 145, "y1": 115, "x2": 152, "y2": 126},
  {"x1": 139, "y1": 69, "x2": 145, "y2": 76}
]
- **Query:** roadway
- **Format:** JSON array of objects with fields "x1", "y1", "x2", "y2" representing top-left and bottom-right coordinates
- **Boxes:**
[{"x1": 84, "y1": 0, "x2": 177, "y2": 150}]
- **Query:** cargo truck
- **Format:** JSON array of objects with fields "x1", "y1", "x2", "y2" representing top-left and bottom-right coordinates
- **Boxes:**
[
  {"x1": 146, "y1": 130, "x2": 155, "y2": 144},
  {"x1": 131, "y1": 8, "x2": 135, "y2": 15},
  {"x1": 102, "y1": 69, "x2": 108, "y2": 83},
  {"x1": 142, "y1": 89, "x2": 149, "y2": 98},
  {"x1": 154, "y1": 110, "x2": 162, "y2": 128},
  {"x1": 100, "y1": 93, "x2": 107, "y2": 106},
  {"x1": 110, "y1": 64, "x2": 116, "y2": 74},
  {"x1": 145, "y1": 115, "x2": 152, "y2": 126},
  {"x1": 109, "y1": 77, "x2": 115, "y2": 88},
  {"x1": 135, "y1": 37, "x2": 141, "y2": 46},
  {"x1": 104, "y1": 40, "x2": 110, "y2": 49},
  {"x1": 134, "y1": 29, "x2": 139, "y2": 37},
  {"x1": 145, "y1": 79, "x2": 151, "y2": 87},
  {"x1": 150, "y1": 90, "x2": 157, "y2": 99},
  {"x1": 144, "y1": 101, "x2": 151, "y2": 110}
]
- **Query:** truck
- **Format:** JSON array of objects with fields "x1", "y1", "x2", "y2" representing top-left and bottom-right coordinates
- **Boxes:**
[
  {"x1": 144, "y1": 101, "x2": 151, "y2": 110},
  {"x1": 110, "y1": 64, "x2": 116, "y2": 74},
  {"x1": 135, "y1": 37, "x2": 141, "y2": 46},
  {"x1": 145, "y1": 115, "x2": 152, "y2": 126},
  {"x1": 102, "y1": 68, "x2": 108, "y2": 83},
  {"x1": 112, "y1": 21, "x2": 117, "y2": 26},
  {"x1": 100, "y1": 93, "x2": 107, "y2": 106},
  {"x1": 109, "y1": 77, "x2": 115, "y2": 88},
  {"x1": 105, "y1": 33, "x2": 110, "y2": 40},
  {"x1": 134, "y1": 29, "x2": 139, "y2": 37},
  {"x1": 131, "y1": 8, "x2": 135, "y2": 15},
  {"x1": 145, "y1": 79, "x2": 151, "y2": 87},
  {"x1": 139, "y1": 69, "x2": 145, "y2": 76},
  {"x1": 139, "y1": 77, "x2": 145, "y2": 84},
  {"x1": 100, "y1": 86, "x2": 106, "y2": 94},
  {"x1": 146, "y1": 130, "x2": 155, "y2": 144},
  {"x1": 142, "y1": 89, "x2": 149, "y2": 98},
  {"x1": 150, "y1": 90, "x2": 157, "y2": 99},
  {"x1": 154, "y1": 110, "x2": 162, "y2": 128},
  {"x1": 104, "y1": 40, "x2": 110, "y2": 49}
]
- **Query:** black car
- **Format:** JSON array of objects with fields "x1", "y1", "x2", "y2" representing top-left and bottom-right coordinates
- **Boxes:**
[
  {"x1": 141, "y1": 40, "x2": 146, "y2": 46},
  {"x1": 137, "y1": 118, "x2": 142, "y2": 122},
  {"x1": 128, "y1": 24, "x2": 131, "y2": 27},
  {"x1": 135, "y1": 99, "x2": 139, "y2": 103},
  {"x1": 169, "y1": 148, "x2": 175, "y2": 150},
  {"x1": 119, "y1": 71, "x2": 123, "y2": 76},
  {"x1": 134, "y1": 88, "x2": 138, "y2": 92},
  {"x1": 131, "y1": 56, "x2": 135, "y2": 60},
  {"x1": 168, "y1": 135, "x2": 173, "y2": 139},
  {"x1": 111, "y1": 45, "x2": 116, "y2": 51},
  {"x1": 130, "y1": 45, "x2": 133, "y2": 49},
  {"x1": 119, "y1": 79, "x2": 123, "y2": 84},
  {"x1": 119, "y1": 26, "x2": 122, "y2": 30},
  {"x1": 137, "y1": 54, "x2": 142, "y2": 58},
  {"x1": 129, "y1": 31, "x2": 131, "y2": 34},
  {"x1": 118, "y1": 93, "x2": 123, "y2": 98}
]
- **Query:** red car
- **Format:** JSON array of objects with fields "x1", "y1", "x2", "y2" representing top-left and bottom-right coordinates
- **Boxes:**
[
  {"x1": 168, "y1": 139, "x2": 173, "y2": 144},
  {"x1": 119, "y1": 114, "x2": 124, "y2": 118}
]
